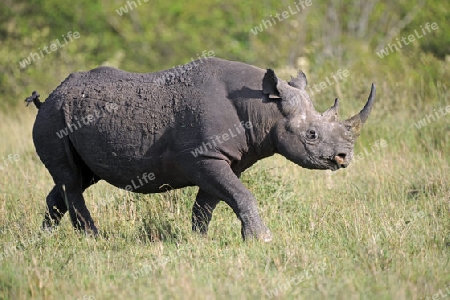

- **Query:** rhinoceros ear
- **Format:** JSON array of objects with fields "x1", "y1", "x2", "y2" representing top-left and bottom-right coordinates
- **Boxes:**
[
  {"x1": 262, "y1": 69, "x2": 280, "y2": 97},
  {"x1": 262, "y1": 69, "x2": 314, "y2": 109},
  {"x1": 262, "y1": 69, "x2": 297, "y2": 100},
  {"x1": 288, "y1": 71, "x2": 307, "y2": 90}
]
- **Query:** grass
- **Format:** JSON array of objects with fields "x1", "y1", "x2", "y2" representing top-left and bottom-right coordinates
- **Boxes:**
[{"x1": 0, "y1": 75, "x2": 449, "y2": 300}]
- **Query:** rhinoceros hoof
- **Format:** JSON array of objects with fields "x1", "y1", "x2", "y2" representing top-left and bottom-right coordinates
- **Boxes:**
[
  {"x1": 243, "y1": 228, "x2": 272, "y2": 242},
  {"x1": 260, "y1": 229, "x2": 273, "y2": 242}
]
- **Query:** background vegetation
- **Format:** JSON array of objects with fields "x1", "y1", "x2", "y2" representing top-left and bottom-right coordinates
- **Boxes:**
[{"x1": 0, "y1": 0, "x2": 449, "y2": 299}]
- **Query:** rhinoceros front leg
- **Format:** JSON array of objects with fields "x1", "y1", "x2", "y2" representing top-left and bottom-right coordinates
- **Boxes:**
[
  {"x1": 186, "y1": 160, "x2": 272, "y2": 242},
  {"x1": 192, "y1": 189, "x2": 220, "y2": 234}
]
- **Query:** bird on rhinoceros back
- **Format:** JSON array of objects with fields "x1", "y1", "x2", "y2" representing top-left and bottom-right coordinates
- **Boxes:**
[{"x1": 26, "y1": 57, "x2": 375, "y2": 242}]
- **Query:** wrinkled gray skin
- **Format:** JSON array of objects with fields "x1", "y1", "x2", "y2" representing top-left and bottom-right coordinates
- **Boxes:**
[{"x1": 29, "y1": 57, "x2": 375, "y2": 242}]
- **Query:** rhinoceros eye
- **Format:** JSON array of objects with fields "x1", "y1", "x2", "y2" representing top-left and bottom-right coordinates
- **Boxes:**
[{"x1": 306, "y1": 129, "x2": 318, "y2": 141}]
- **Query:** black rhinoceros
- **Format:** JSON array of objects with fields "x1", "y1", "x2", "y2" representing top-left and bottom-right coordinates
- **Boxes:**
[{"x1": 26, "y1": 57, "x2": 375, "y2": 241}]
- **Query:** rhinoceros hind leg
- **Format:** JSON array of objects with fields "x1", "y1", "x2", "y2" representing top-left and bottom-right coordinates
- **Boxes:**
[
  {"x1": 39, "y1": 143, "x2": 99, "y2": 236},
  {"x1": 42, "y1": 173, "x2": 100, "y2": 234},
  {"x1": 64, "y1": 184, "x2": 98, "y2": 236},
  {"x1": 42, "y1": 185, "x2": 67, "y2": 231}
]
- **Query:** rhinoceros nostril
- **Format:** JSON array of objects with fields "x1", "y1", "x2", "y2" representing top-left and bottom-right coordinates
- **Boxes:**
[
  {"x1": 334, "y1": 153, "x2": 346, "y2": 166},
  {"x1": 337, "y1": 153, "x2": 346, "y2": 159}
]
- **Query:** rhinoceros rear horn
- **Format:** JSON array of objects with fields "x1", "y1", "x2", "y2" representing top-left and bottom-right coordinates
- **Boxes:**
[
  {"x1": 344, "y1": 83, "x2": 376, "y2": 137},
  {"x1": 322, "y1": 98, "x2": 339, "y2": 122}
]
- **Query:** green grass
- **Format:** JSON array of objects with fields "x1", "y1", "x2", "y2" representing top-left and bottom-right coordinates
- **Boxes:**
[{"x1": 0, "y1": 78, "x2": 449, "y2": 300}]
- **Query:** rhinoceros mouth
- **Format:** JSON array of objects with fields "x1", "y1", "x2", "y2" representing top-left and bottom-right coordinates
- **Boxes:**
[
  {"x1": 316, "y1": 156, "x2": 341, "y2": 171},
  {"x1": 328, "y1": 158, "x2": 344, "y2": 171}
]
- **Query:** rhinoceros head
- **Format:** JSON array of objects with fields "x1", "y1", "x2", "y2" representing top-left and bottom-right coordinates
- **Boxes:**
[{"x1": 263, "y1": 69, "x2": 375, "y2": 171}]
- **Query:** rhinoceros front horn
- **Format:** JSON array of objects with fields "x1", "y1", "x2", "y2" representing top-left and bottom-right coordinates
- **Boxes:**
[{"x1": 343, "y1": 83, "x2": 376, "y2": 137}]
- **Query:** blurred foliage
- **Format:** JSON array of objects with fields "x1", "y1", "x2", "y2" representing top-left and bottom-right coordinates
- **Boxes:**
[{"x1": 0, "y1": 0, "x2": 448, "y2": 110}]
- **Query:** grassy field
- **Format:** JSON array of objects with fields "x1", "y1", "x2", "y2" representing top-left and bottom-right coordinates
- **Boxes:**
[{"x1": 0, "y1": 69, "x2": 449, "y2": 299}]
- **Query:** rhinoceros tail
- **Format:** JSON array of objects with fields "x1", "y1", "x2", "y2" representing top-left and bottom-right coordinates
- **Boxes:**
[{"x1": 24, "y1": 91, "x2": 42, "y2": 109}]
